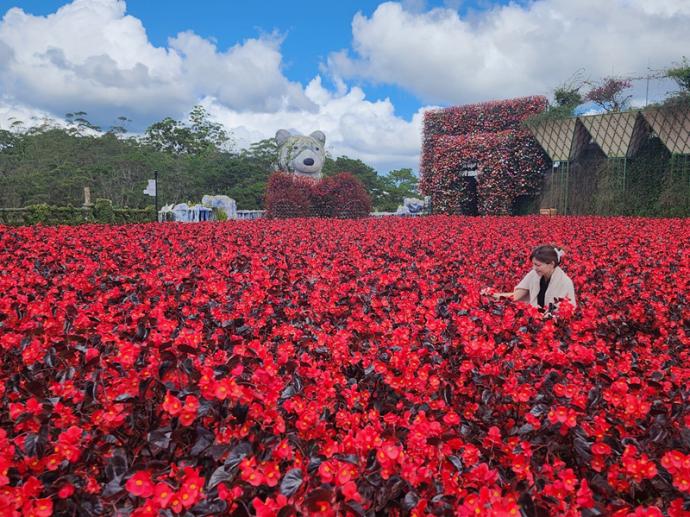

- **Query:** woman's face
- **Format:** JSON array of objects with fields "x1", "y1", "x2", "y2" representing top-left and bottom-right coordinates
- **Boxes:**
[{"x1": 532, "y1": 258, "x2": 556, "y2": 277}]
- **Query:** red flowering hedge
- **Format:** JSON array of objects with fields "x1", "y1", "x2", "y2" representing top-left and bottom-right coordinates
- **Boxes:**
[
  {"x1": 1, "y1": 216, "x2": 689, "y2": 516},
  {"x1": 430, "y1": 130, "x2": 549, "y2": 215},
  {"x1": 421, "y1": 96, "x2": 549, "y2": 215},
  {"x1": 265, "y1": 172, "x2": 371, "y2": 219}
]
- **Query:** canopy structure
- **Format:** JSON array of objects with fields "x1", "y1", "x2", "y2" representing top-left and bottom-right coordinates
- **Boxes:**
[{"x1": 529, "y1": 105, "x2": 690, "y2": 161}]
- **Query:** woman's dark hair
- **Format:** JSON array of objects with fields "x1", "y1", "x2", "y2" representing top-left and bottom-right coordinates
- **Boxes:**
[{"x1": 530, "y1": 245, "x2": 562, "y2": 265}]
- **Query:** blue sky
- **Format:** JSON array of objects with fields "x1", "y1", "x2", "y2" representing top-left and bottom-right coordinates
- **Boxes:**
[
  {"x1": 1, "y1": 0, "x2": 517, "y2": 119},
  {"x1": 0, "y1": 0, "x2": 688, "y2": 172}
]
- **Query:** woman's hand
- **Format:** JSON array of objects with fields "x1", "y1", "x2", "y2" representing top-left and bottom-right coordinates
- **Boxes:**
[{"x1": 482, "y1": 288, "x2": 515, "y2": 300}]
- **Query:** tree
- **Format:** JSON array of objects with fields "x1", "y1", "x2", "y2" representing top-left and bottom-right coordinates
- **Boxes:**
[
  {"x1": 143, "y1": 106, "x2": 231, "y2": 155},
  {"x1": 554, "y1": 87, "x2": 583, "y2": 109},
  {"x1": 666, "y1": 57, "x2": 690, "y2": 93},
  {"x1": 386, "y1": 168, "x2": 418, "y2": 193},
  {"x1": 188, "y1": 105, "x2": 232, "y2": 151},
  {"x1": 322, "y1": 155, "x2": 380, "y2": 194},
  {"x1": 585, "y1": 78, "x2": 632, "y2": 112},
  {"x1": 65, "y1": 111, "x2": 101, "y2": 134},
  {"x1": 240, "y1": 138, "x2": 278, "y2": 171},
  {"x1": 553, "y1": 71, "x2": 586, "y2": 112},
  {"x1": 375, "y1": 168, "x2": 420, "y2": 212}
]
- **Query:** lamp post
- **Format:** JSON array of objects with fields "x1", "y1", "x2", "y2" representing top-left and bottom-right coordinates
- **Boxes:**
[{"x1": 154, "y1": 170, "x2": 158, "y2": 222}]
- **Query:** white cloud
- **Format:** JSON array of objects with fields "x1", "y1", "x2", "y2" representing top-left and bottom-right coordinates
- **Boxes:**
[
  {"x1": 0, "y1": 0, "x2": 313, "y2": 122},
  {"x1": 327, "y1": 0, "x2": 690, "y2": 105},
  {"x1": 0, "y1": 0, "x2": 425, "y2": 172},
  {"x1": 5, "y1": 0, "x2": 685, "y2": 175},
  {"x1": 202, "y1": 76, "x2": 429, "y2": 173}
]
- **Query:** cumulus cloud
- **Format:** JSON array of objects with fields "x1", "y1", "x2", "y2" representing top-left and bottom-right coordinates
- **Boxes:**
[
  {"x1": 202, "y1": 76, "x2": 428, "y2": 173},
  {"x1": 0, "y1": 0, "x2": 425, "y2": 172},
  {"x1": 327, "y1": 0, "x2": 690, "y2": 104},
  {"x1": 0, "y1": 0, "x2": 314, "y2": 123},
  {"x1": 5, "y1": 0, "x2": 685, "y2": 174}
]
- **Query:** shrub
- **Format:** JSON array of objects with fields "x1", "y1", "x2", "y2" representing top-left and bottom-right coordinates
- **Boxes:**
[
  {"x1": 666, "y1": 57, "x2": 690, "y2": 92},
  {"x1": 584, "y1": 78, "x2": 632, "y2": 113},
  {"x1": 265, "y1": 172, "x2": 315, "y2": 218},
  {"x1": 265, "y1": 172, "x2": 372, "y2": 219},
  {"x1": 93, "y1": 198, "x2": 115, "y2": 223},
  {"x1": 314, "y1": 172, "x2": 372, "y2": 218},
  {"x1": 421, "y1": 96, "x2": 549, "y2": 215}
]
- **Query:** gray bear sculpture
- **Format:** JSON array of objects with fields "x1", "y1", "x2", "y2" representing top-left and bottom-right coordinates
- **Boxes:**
[{"x1": 275, "y1": 129, "x2": 326, "y2": 179}]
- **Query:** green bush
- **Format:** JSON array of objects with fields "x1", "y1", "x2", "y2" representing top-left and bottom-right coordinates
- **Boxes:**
[
  {"x1": 212, "y1": 207, "x2": 228, "y2": 221},
  {"x1": 93, "y1": 198, "x2": 115, "y2": 223},
  {"x1": 0, "y1": 200, "x2": 156, "y2": 226}
]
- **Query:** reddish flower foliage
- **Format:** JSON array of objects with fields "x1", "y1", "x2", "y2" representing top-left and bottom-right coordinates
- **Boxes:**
[
  {"x1": 265, "y1": 171, "x2": 371, "y2": 218},
  {"x1": 420, "y1": 96, "x2": 549, "y2": 214},
  {"x1": 0, "y1": 215, "x2": 688, "y2": 515}
]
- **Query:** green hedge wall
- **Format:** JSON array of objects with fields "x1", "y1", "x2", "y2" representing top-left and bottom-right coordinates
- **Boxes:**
[{"x1": 0, "y1": 200, "x2": 156, "y2": 226}]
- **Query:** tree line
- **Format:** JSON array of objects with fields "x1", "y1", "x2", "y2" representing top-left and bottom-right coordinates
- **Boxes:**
[{"x1": 0, "y1": 106, "x2": 418, "y2": 212}]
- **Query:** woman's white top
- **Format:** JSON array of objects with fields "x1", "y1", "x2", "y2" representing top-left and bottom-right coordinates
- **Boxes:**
[{"x1": 515, "y1": 266, "x2": 576, "y2": 308}]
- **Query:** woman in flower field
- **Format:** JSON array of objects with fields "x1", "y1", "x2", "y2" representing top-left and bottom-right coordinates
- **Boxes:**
[{"x1": 483, "y1": 244, "x2": 576, "y2": 309}]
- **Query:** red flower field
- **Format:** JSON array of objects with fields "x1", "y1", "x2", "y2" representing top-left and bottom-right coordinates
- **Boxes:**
[{"x1": 0, "y1": 216, "x2": 689, "y2": 516}]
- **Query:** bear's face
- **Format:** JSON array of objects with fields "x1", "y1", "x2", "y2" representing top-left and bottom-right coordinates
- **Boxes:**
[{"x1": 275, "y1": 129, "x2": 326, "y2": 179}]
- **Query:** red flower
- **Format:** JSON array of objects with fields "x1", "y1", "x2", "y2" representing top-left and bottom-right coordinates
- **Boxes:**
[
  {"x1": 162, "y1": 392, "x2": 182, "y2": 416},
  {"x1": 58, "y1": 483, "x2": 75, "y2": 499},
  {"x1": 154, "y1": 482, "x2": 174, "y2": 508},
  {"x1": 125, "y1": 471, "x2": 154, "y2": 498}
]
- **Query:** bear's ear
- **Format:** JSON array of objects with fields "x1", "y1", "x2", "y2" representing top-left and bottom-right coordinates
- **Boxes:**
[
  {"x1": 310, "y1": 130, "x2": 326, "y2": 145},
  {"x1": 275, "y1": 129, "x2": 291, "y2": 146}
]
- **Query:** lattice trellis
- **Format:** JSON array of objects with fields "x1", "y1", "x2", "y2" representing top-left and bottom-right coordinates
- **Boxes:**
[
  {"x1": 580, "y1": 111, "x2": 648, "y2": 158},
  {"x1": 528, "y1": 118, "x2": 590, "y2": 162},
  {"x1": 643, "y1": 106, "x2": 690, "y2": 155}
]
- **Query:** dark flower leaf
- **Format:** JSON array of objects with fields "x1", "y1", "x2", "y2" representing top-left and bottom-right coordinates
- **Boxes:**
[
  {"x1": 208, "y1": 466, "x2": 234, "y2": 489},
  {"x1": 308, "y1": 455, "x2": 323, "y2": 473},
  {"x1": 136, "y1": 320, "x2": 149, "y2": 340},
  {"x1": 518, "y1": 491, "x2": 537, "y2": 517},
  {"x1": 101, "y1": 477, "x2": 124, "y2": 497},
  {"x1": 280, "y1": 468, "x2": 303, "y2": 497},
  {"x1": 148, "y1": 427, "x2": 172, "y2": 451},
  {"x1": 180, "y1": 358, "x2": 198, "y2": 377},
  {"x1": 158, "y1": 360, "x2": 174, "y2": 379},
  {"x1": 447, "y1": 455, "x2": 463, "y2": 473},
  {"x1": 574, "y1": 436, "x2": 592, "y2": 462},
  {"x1": 277, "y1": 506, "x2": 297, "y2": 517},
  {"x1": 303, "y1": 488, "x2": 333, "y2": 511},
  {"x1": 224, "y1": 441, "x2": 252, "y2": 469},
  {"x1": 24, "y1": 434, "x2": 39, "y2": 457},
  {"x1": 79, "y1": 500, "x2": 105, "y2": 516},
  {"x1": 403, "y1": 491, "x2": 419, "y2": 510},
  {"x1": 190, "y1": 498, "x2": 227, "y2": 516},
  {"x1": 280, "y1": 384, "x2": 296, "y2": 401},
  {"x1": 343, "y1": 501, "x2": 366, "y2": 516},
  {"x1": 231, "y1": 403, "x2": 249, "y2": 424},
  {"x1": 106, "y1": 448, "x2": 128, "y2": 482},
  {"x1": 517, "y1": 423, "x2": 534, "y2": 435},
  {"x1": 177, "y1": 344, "x2": 197, "y2": 355},
  {"x1": 333, "y1": 454, "x2": 359, "y2": 465},
  {"x1": 442, "y1": 383, "x2": 453, "y2": 404},
  {"x1": 44, "y1": 347, "x2": 56, "y2": 368},
  {"x1": 530, "y1": 404, "x2": 548, "y2": 417},
  {"x1": 115, "y1": 393, "x2": 136, "y2": 402},
  {"x1": 208, "y1": 444, "x2": 231, "y2": 461},
  {"x1": 190, "y1": 426, "x2": 215, "y2": 456}
]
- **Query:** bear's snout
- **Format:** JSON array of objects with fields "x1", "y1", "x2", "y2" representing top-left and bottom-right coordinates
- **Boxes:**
[{"x1": 303, "y1": 158, "x2": 315, "y2": 166}]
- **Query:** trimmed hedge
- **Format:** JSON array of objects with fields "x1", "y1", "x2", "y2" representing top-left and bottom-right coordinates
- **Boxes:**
[
  {"x1": 421, "y1": 96, "x2": 549, "y2": 215},
  {"x1": 265, "y1": 172, "x2": 372, "y2": 219},
  {"x1": 0, "y1": 200, "x2": 156, "y2": 226}
]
